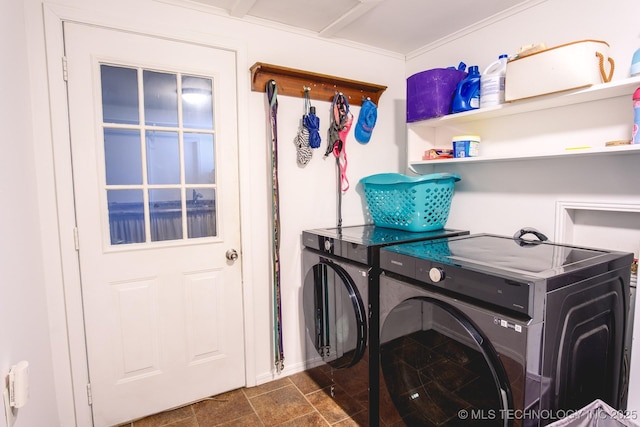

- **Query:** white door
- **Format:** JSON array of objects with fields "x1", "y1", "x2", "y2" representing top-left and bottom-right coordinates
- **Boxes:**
[{"x1": 64, "y1": 22, "x2": 245, "y2": 426}]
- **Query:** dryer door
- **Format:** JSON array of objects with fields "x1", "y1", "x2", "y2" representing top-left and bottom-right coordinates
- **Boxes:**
[
  {"x1": 380, "y1": 297, "x2": 512, "y2": 426},
  {"x1": 303, "y1": 255, "x2": 367, "y2": 369}
]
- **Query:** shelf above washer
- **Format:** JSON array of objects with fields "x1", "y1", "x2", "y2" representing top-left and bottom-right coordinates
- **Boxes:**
[
  {"x1": 407, "y1": 76, "x2": 640, "y2": 172},
  {"x1": 409, "y1": 76, "x2": 640, "y2": 128}
]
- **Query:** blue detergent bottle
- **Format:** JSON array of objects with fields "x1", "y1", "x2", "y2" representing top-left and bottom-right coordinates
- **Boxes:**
[{"x1": 451, "y1": 65, "x2": 481, "y2": 113}]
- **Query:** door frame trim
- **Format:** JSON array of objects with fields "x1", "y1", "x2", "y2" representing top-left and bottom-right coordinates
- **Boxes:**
[{"x1": 40, "y1": 5, "x2": 255, "y2": 425}]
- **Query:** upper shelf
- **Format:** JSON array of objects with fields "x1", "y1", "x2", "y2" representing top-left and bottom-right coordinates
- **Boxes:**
[
  {"x1": 250, "y1": 62, "x2": 387, "y2": 106},
  {"x1": 408, "y1": 75, "x2": 640, "y2": 128}
]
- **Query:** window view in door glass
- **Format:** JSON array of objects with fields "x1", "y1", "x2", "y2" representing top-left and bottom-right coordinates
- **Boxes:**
[
  {"x1": 104, "y1": 128, "x2": 142, "y2": 185},
  {"x1": 146, "y1": 131, "x2": 180, "y2": 185},
  {"x1": 149, "y1": 188, "x2": 183, "y2": 242},
  {"x1": 144, "y1": 70, "x2": 178, "y2": 127},
  {"x1": 184, "y1": 133, "x2": 215, "y2": 184},
  {"x1": 101, "y1": 64, "x2": 218, "y2": 245},
  {"x1": 107, "y1": 189, "x2": 145, "y2": 244},
  {"x1": 187, "y1": 188, "x2": 216, "y2": 238},
  {"x1": 101, "y1": 65, "x2": 139, "y2": 125},
  {"x1": 182, "y1": 75, "x2": 213, "y2": 129}
]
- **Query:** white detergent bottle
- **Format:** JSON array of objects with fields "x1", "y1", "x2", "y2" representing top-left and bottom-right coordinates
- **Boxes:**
[{"x1": 480, "y1": 54, "x2": 508, "y2": 108}]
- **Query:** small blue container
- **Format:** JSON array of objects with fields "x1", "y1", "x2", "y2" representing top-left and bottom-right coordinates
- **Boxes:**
[
  {"x1": 359, "y1": 173, "x2": 461, "y2": 232},
  {"x1": 452, "y1": 135, "x2": 480, "y2": 158}
]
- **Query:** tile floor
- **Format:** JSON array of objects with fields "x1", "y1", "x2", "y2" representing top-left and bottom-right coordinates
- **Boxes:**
[
  {"x1": 113, "y1": 328, "x2": 504, "y2": 426},
  {"x1": 116, "y1": 330, "x2": 490, "y2": 426},
  {"x1": 118, "y1": 362, "x2": 374, "y2": 427}
]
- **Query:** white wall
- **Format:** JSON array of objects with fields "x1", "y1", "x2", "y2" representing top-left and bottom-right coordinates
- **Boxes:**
[{"x1": 0, "y1": 1, "x2": 59, "y2": 426}]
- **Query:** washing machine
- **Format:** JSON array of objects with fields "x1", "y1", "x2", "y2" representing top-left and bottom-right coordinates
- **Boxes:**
[
  {"x1": 301, "y1": 224, "x2": 469, "y2": 422},
  {"x1": 377, "y1": 232, "x2": 634, "y2": 426}
]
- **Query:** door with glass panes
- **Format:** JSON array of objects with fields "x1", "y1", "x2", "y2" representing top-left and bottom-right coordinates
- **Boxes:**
[{"x1": 64, "y1": 22, "x2": 244, "y2": 426}]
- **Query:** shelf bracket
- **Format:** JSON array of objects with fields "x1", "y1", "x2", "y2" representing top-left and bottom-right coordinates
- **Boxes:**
[{"x1": 250, "y1": 62, "x2": 387, "y2": 106}]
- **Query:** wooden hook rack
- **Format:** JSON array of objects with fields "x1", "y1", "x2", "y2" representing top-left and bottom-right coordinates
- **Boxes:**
[{"x1": 250, "y1": 62, "x2": 387, "y2": 106}]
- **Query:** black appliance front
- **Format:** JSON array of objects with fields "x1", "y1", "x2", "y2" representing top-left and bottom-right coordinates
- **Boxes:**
[
  {"x1": 301, "y1": 225, "x2": 470, "y2": 423},
  {"x1": 378, "y1": 234, "x2": 633, "y2": 427},
  {"x1": 302, "y1": 249, "x2": 369, "y2": 370}
]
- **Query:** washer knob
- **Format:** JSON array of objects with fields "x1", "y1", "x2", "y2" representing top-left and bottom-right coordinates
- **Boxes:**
[{"x1": 429, "y1": 267, "x2": 445, "y2": 283}]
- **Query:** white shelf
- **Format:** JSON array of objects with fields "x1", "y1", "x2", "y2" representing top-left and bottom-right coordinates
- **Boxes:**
[
  {"x1": 406, "y1": 76, "x2": 640, "y2": 170},
  {"x1": 409, "y1": 76, "x2": 640, "y2": 128},
  {"x1": 409, "y1": 143, "x2": 640, "y2": 173}
]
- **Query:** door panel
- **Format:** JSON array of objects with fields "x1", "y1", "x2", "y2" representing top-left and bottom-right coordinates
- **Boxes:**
[
  {"x1": 64, "y1": 22, "x2": 244, "y2": 426},
  {"x1": 380, "y1": 297, "x2": 510, "y2": 426},
  {"x1": 302, "y1": 254, "x2": 368, "y2": 369}
]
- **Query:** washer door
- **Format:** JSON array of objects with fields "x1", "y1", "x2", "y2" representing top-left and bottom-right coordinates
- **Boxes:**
[
  {"x1": 380, "y1": 297, "x2": 512, "y2": 426},
  {"x1": 303, "y1": 258, "x2": 367, "y2": 369}
]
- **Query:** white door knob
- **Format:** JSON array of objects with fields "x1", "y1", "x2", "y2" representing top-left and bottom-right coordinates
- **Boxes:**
[{"x1": 226, "y1": 249, "x2": 239, "y2": 261}]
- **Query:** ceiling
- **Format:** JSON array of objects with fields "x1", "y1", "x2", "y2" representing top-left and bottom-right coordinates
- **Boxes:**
[{"x1": 182, "y1": 0, "x2": 538, "y2": 56}]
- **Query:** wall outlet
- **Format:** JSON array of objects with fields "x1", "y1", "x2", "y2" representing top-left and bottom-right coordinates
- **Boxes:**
[{"x1": 3, "y1": 387, "x2": 16, "y2": 427}]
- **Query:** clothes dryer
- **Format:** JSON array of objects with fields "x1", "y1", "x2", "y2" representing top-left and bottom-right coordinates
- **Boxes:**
[
  {"x1": 378, "y1": 233, "x2": 634, "y2": 426},
  {"x1": 301, "y1": 225, "x2": 468, "y2": 422}
]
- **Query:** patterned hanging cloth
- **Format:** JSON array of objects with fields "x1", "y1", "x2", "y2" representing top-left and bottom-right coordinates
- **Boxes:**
[
  {"x1": 324, "y1": 92, "x2": 353, "y2": 193},
  {"x1": 293, "y1": 87, "x2": 313, "y2": 166},
  {"x1": 266, "y1": 79, "x2": 284, "y2": 373}
]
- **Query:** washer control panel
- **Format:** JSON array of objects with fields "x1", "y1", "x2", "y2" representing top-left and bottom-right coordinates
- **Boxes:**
[{"x1": 379, "y1": 248, "x2": 532, "y2": 317}]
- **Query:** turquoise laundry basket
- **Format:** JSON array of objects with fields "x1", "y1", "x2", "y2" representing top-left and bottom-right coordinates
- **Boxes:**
[{"x1": 359, "y1": 172, "x2": 461, "y2": 232}]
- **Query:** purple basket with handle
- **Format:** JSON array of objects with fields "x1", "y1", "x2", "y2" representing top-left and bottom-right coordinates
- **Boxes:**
[{"x1": 407, "y1": 68, "x2": 467, "y2": 122}]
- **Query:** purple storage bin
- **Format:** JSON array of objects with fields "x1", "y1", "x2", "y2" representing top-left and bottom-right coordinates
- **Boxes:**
[{"x1": 406, "y1": 68, "x2": 467, "y2": 122}]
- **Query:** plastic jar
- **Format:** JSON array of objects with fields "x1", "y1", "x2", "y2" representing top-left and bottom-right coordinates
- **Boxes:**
[{"x1": 452, "y1": 135, "x2": 481, "y2": 158}]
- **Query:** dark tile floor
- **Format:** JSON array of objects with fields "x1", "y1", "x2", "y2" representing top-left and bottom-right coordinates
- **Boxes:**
[
  {"x1": 118, "y1": 330, "x2": 493, "y2": 426},
  {"x1": 118, "y1": 363, "x2": 372, "y2": 427}
]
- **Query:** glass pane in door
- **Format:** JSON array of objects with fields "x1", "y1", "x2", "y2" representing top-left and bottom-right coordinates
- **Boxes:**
[
  {"x1": 149, "y1": 188, "x2": 182, "y2": 242},
  {"x1": 184, "y1": 133, "x2": 215, "y2": 184},
  {"x1": 107, "y1": 189, "x2": 145, "y2": 244},
  {"x1": 143, "y1": 70, "x2": 178, "y2": 127},
  {"x1": 146, "y1": 131, "x2": 180, "y2": 185},
  {"x1": 104, "y1": 129, "x2": 142, "y2": 185},
  {"x1": 187, "y1": 188, "x2": 215, "y2": 238},
  {"x1": 101, "y1": 65, "x2": 139, "y2": 125},
  {"x1": 182, "y1": 75, "x2": 213, "y2": 129}
]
